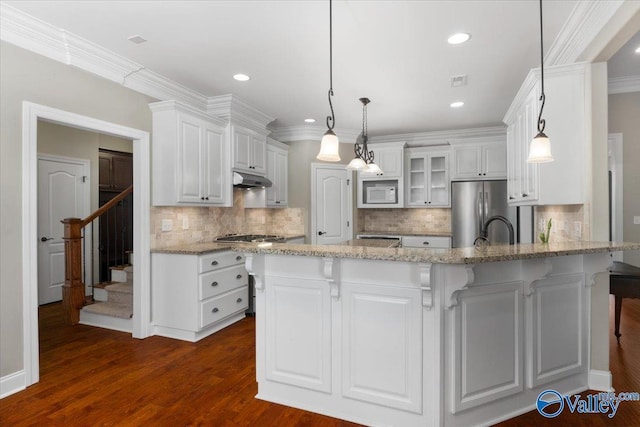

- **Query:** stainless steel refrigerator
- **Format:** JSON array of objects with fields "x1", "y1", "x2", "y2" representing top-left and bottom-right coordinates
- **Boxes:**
[{"x1": 451, "y1": 180, "x2": 517, "y2": 248}]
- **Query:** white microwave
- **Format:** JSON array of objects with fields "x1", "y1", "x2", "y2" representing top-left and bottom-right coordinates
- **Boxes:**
[{"x1": 366, "y1": 186, "x2": 397, "y2": 204}]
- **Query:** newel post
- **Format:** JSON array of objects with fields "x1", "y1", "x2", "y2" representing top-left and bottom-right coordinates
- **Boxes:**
[{"x1": 62, "y1": 218, "x2": 85, "y2": 324}]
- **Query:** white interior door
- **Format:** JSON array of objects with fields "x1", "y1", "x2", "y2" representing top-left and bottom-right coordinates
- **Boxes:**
[
  {"x1": 312, "y1": 164, "x2": 352, "y2": 245},
  {"x1": 38, "y1": 156, "x2": 89, "y2": 305}
]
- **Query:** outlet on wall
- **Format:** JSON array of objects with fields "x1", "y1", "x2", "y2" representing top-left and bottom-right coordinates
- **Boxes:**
[
  {"x1": 573, "y1": 221, "x2": 582, "y2": 239},
  {"x1": 161, "y1": 219, "x2": 173, "y2": 232},
  {"x1": 634, "y1": 216, "x2": 640, "y2": 225},
  {"x1": 182, "y1": 217, "x2": 189, "y2": 230}
]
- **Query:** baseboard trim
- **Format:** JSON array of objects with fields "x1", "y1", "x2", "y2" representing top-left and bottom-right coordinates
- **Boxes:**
[
  {"x1": 588, "y1": 369, "x2": 613, "y2": 391},
  {"x1": 79, "y1": 310, "x2": 132, "y2": 334},
  {"x1": 1, "y1": 370, "x2": 26, "y2": 399}
]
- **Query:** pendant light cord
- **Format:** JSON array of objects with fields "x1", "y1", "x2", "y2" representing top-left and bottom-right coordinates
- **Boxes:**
[
  {"x1": 326, "y1": 0, "x2": 336, "y2": 131},
  {"x1": 537, "y1": 0, "x2": 546, "y2": 134}
]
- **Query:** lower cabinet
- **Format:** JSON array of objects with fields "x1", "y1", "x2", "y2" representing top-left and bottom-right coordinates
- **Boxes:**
[
  {"x1": 152, "y1": 250, "x2": 248, "y2": 342},
  {"x1": 402, "y1": 235, "x2": 451, "y2": 249}
]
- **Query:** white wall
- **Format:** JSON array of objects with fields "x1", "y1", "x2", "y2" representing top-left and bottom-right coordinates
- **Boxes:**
[{"x1": 0, "y1": 41, "x2": 156, "y2": 378}]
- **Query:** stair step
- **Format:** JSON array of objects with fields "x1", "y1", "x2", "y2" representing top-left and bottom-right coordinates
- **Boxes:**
[
  {"x1": 82, "y1": 301, "x2": 132, "y2": 319},
  {"x1": 104, "y1": 282, "x2": 133, "y2": 294},
  {"x1": 94, "y1": 281, "x2": 118, "y2": 289}
]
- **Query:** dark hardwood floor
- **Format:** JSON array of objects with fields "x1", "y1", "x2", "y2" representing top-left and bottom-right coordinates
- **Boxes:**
[{"x1": 2, "y1": 297, "x2": 639, "y2": 426}]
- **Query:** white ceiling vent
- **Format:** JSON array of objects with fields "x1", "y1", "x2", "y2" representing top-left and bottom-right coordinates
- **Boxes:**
[
  {"x1": 451, "y1": 75, "x2": 468, "y2": 87},
  {"x1": 128, "y1": 35, "x2": 147, "y2": 44}
]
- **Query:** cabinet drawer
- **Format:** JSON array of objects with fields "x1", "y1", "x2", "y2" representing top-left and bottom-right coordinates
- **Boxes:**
[
  {"x1": 199, "y1": 264, "x2": 248, "y2": 300},
  {"x1": 402, "y1": 235, "x2": 451, "y2": 249},
  {"x1": 199, "y1": 251, "x2": 245, "y2": 273},
  {"x1": 200, "y1": 286, "x2": 248, "y2": 329}
]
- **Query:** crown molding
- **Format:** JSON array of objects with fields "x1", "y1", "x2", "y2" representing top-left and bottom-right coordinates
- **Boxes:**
[
  {"x1": 149, "y1": 100, "x2": 227, "y2": 127},
  {"x1": 0, "y1": 3, "x2": 208, "y2": 110},
  {"x1": 609, "y1": 76, "x2": 640, "y2": 94},
  {"x1": 545, "y1": 0, "x2": 625, "y2": 66},
  {"x1": 270, "y1": 125, "x2": 360, "y2": 143},
  {"x1": 206, "y1": 94, "x2": 275, "y2": 134},
  {"x1": 368, "y1": 126, "x2": 506, "y2": 147}
]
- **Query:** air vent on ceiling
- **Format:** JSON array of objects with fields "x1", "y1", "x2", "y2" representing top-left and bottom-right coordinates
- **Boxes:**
[
  {"x1": 128, "y1": 35, "x2": 147, "y2": 44},
  {"x1": 451, "y1": 75, "x2": 468, "y2": 87}
]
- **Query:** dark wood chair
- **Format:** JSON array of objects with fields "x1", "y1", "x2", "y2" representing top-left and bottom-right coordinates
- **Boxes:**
[{"x1": 609, "y1": 261, "x2": 640, "y2": 342}]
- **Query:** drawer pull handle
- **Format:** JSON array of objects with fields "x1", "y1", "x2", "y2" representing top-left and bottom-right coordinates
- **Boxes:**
[
  {"x1": 423, "y1": 241, "x2": 430, "y2": 245},
  {"x1": 236, "y1": 274, "x2": 242, "y2": 280},
  {"x1": 211, "y1": 281, "x2": 218, "y2": 287},
  {"x1": 212, "y1": 307, "x2": 219, "y2": 313},
  {"x1": 236, "y1": 298, "x2": 243, "y2": 303},
  {"x1": 522, "y1": 193, "x2": 529, "y2": 197},
  {"x1": 236, "y1": 255, "x2": 242, "y2": 261},
  {"x1": 211, "y1": 260, "x2": 218, "y2": 266}
]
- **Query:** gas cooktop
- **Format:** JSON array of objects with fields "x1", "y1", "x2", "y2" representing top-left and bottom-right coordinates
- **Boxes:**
[{"x1": 216, "y1": 234, "x2": 285, "y2": 243}]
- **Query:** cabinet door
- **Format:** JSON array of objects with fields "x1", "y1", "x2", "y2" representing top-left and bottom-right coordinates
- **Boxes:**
[
  {"x1": 251, "y1": 135, "x2": 267, "y2": 175},
  {"x1": 427, "y1": 152, "x2": 450, "y2": 206},
  {"x1": 341, "y1": 283, "x2": 422, "y2": 413},
  {"x1": 482, "y1": 142, "x2": 507, "y2": 179},
  {"x1": 265, "y1": 147, "x2": 277, "y2": 205},
  {"x1": 452, "y1": 145, "x2": 482, "y2": 180},
  {"x1": 98, "y1": 154, "x2": 112, "y2": 190},
  {"x1": 177, "y1": 116, "x2": 204, "y2": 203},
  {"x1": 202, "y1": 125, "x2": 226, "y2": 204},
  {"x1": 375, "y1": 148, "x2": 403, "y2": 178},
  {"x1": 233, "y1": 128, "x2": 252, "y2": 172},
  {"x1": 521, "y1": 90, "x2": 539, "y2": 202},
  {"x1": 407, "y1": 155, "x2": 428, "y2": 206},
  {"x1": 275, "y1": 149, "x2": 288, "y2": 206}
]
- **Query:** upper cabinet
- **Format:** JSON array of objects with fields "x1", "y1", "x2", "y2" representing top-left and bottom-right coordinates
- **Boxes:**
[
  {"x1": 266, "y1": 138, "x2": 288, "y2": 207},
  {"x1": 503, "y1": 63, "x2": 592, "y2": 206},
  {"x1": 99, "y1": 149, "x2": 132, "y2": 192},
  {"x1": 357, "y1": 142, "x2": 406, "y2": 208},
  {"x1": 451, "y1": 140, "x2": 507, "y2": 181},
  {"x1": 150, "y1": 100, "x2": 231, "y2": 207},
  {"x1": 406, "y1": 147, "x2": 450, "y2": 207},
  {"x1": 232, "y1": 126, "x2": 267, "y2": 175}
]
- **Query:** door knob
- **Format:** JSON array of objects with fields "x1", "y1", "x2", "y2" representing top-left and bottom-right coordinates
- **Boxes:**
[
  {"x1": 318, "y1": 231, "x2": 326, "y2": 236},
  {"x1": 41, "y1": 237, "x2": 54, "y2": 242}
]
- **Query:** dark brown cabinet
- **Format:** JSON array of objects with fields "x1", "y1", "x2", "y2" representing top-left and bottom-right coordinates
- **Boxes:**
[{"x1": 99, "y1": 150, "x2": 133, "y2": 191}]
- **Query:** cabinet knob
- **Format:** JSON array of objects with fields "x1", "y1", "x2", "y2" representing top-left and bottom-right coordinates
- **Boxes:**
[
  {"x1": 275, "y1": 201, "x2": 280, "y2": 204},
  {"x1": 318, "y1": 231, "x2": 326, "y2": 236},
  {"x1": 236, "y1": 298, "x2": 243, "y2": 303},
  {"x1": 522, "y1": 193, "x2": 529, "y2": 197},
  {"x1": 211, "y1": 281, "x2": 218, "y2": 287},
  {"x1": 478, "y1": 173, "x2": 482, "y2": 176},
  {"x1": 236, "y1": 274, "x2": 243, "y2": 280},
  {"x1": 509, "y1": 196, "x2": 515, "y2": 200},
  {"x1": 212, "y1": 307, "x2": 219, "y2": 313},
  {"x1": 483, "y1": 173, "x2": 486, "y2": 176},
  {"x1": 200, "y1": 197, "x2": 205, "y2": 200},
  {"x1": 428, "y1": 201, "x2": 431, "y2": 204},
  {"x1": 236, "y1": 255, "x2": 242, "y2": 261},
  {"x1": 211, "y1": 260, "x2": 218, "y2": 266},
  {"x1": 205, "y1": 197, "x2": 209, "y2": 200}
]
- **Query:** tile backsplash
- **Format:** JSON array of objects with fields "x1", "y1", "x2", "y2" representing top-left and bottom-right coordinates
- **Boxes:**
[
  {"x1": 151, "y1": 190, "x2": 305, "y2": 248},
  {"x1": 357, "y1": 208, "x2": 451, "y2": 235},
  {"x1": 533, "y1": 204, "x2": 589, "y2": 243}
]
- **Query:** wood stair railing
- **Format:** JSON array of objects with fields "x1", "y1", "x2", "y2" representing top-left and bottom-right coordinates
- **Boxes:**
[{"x1": 61, "y1": 185, "x2": 133, "y2": 324}]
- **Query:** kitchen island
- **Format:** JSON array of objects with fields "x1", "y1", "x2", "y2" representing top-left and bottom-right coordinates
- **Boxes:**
[{"x1": 238, "y1": 241, "x2": 640, "y2": 427}]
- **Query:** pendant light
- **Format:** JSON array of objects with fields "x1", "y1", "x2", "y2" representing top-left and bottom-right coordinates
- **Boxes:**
[
  {"x1": 316, "y1": 0, "x2": 341, "y2": 162},
  {"x1": 346, "y1": 98, "x2": 383, "y2": 174},
  {"x1": 527, "y1": 0, "x2": 554, "y2": 163}
]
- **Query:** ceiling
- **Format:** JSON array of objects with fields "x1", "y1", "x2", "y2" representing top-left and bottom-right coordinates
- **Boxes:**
[{"x1": 3, "y1": 0, "x2": 595, "y2": 136}]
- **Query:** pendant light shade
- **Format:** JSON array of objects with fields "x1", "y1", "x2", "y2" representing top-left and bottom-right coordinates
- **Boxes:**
[
  {"x1": 317, "y1": 129, "x2": 341, "y2": 162},
  {"x1": 364, "y1": 162, "x2": 382, "y2": 175},
  {"x1": 316, "y1": 0, "x2": 341, "y2": 162},
  {"x1": 346, "y1": 157, "x2": 367, "y2": 170},
  {"x1": 527, "y1": 0, "x2": 554, "y2": 164}
]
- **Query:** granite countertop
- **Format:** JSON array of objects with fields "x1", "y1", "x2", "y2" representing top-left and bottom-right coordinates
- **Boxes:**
[
  {"x1": 151, "y1": 234, "x2": 305, "y2": 255},
  {"x1": 338, "y1": 239, "x2": 401, "y2": 248},
  {"x1": 234, "y1": 241, "x2": 640, "y2": 264}
]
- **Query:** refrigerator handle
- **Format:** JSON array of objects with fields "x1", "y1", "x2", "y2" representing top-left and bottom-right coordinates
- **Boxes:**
[
  {"x1": 478, "y1": 191, "x2": 483, "y2": 233},
  {"x1": 484, "y1": 191, "x2": 489, "y2": 220}
]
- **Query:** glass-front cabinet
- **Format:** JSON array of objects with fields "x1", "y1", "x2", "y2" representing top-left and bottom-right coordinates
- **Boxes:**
[{"x1": 406, "y1": 147, "x2": 450, "y2": 207}]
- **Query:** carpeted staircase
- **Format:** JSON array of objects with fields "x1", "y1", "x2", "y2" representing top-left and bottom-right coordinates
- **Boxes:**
[{"x1": 80, "y1": 265, "x2": 133, "y2": 333}]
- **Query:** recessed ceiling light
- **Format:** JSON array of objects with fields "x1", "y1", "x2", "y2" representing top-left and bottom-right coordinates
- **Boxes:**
[
  {"x1": 450, "y1": 101, "x2": 465, "y2": 108},
  {"x1": 635, "y1": 46, "x2": 640, "y2": 54},
  {"x1": 448, "y1": 33, "x2": 471, "y2": 45},
  {"x1": 304, "y1": 118, "x2": 316, "y2": 123},
  {"x1": 127, "y1": 35, "x2": 147, "y2": 44},
  {"x1": 233, "y1": 74, "x2": 250, "y2": 81}
]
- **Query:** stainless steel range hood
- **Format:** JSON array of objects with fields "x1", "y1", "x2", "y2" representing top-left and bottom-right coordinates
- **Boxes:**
[{"x1": 232, "y1": 171, "x2": 272, "y2": 189}]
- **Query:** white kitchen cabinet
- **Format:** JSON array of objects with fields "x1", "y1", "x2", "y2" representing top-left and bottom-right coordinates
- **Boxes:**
[
  {"x1": 401, "y1": 235, "x2": 451, "y2": 249},
  {"x1": 406, "y1": 147, "x2": 450, "y2": 207},
  {"x1": 450, "y1": 140, "x2": 507, "y2": 180},
  {"x1": 233, "y1": 125, "x2": 266, "y2": 175},
  {"x1": 152, "y1": 250, "x2": 248, "y2": 342},
  {"x1": 359, "y1": 142, "x2": 405, "y2": 178},
  {"x1": 266, "y1": 138, "x2": 288, "y2": 207},
  {"x1": 503, "y1": 63, "x2": 591, "y2": 206},
  {"x1": 150, "y1": 100, "x2": 231, "y2": 207}
]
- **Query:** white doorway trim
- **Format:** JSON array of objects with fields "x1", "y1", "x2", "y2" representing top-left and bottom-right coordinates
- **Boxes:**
[
  {"x1": 310, "y1": 163, "x2": 353, "y2": 245},
  {"x1": 608, "y1": 133, "x2": 623, "y2": 261},
  {"x1": 22, "y1": 102, "x2": 151, "y2": 388},
  {"x1": 37, "y1": 154, "x2": 93, "y2": 296}
]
